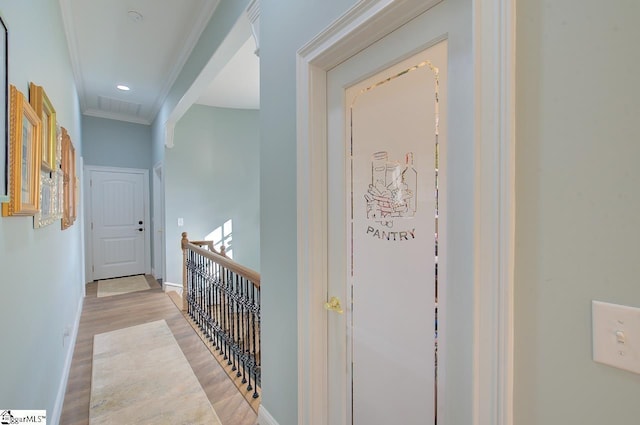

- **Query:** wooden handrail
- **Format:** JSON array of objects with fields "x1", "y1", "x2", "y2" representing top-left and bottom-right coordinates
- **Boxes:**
[{"x1": 181, "y1": 232, "x2": 260, "y2": 287}]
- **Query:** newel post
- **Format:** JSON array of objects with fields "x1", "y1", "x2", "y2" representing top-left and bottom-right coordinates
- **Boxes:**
[{"x1": 181, "y1": 232, "x2": 189, "y2": 312}]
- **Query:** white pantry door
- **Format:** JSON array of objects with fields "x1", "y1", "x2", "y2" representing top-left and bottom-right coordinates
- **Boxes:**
[
  {"x1": 90, "y1": 168, "x2": 147, "y2": 280},
  {"x1": 326, "y1": 4, "x2": 455, "y2": 424}
]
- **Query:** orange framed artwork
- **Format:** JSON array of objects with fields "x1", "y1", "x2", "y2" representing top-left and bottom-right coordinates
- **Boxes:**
[{"x1": 2, "y1": 85, "x2": 42, "y2": 217}]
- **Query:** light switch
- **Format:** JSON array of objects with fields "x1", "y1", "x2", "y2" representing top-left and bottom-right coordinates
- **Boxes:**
[
  {"x1": 177, "y1": 217, "x2": 184, "y2": 227},
  {"x1": 592, "y1": 300, "x2": 640, "y2": 374}
]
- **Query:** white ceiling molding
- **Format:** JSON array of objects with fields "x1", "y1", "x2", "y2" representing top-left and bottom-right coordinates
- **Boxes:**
[
  {"x1": 148, "y1": 0, "x2": 221, "y2": 124},
  {"x1": 246, "y1": 0, "x2": 260, "y2": 56},
  {"x1": 59, "y1": 0, "x2": 89, "y2": 114}
]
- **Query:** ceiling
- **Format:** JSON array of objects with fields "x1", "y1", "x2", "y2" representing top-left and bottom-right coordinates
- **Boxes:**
[{"x1": 60, "y1": 0, "x2": 260, "y2": 126}]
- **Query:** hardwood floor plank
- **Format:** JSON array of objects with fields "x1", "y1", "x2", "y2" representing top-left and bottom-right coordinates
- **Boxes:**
[{"x1": 59, "y1": 277, "x2": 257, "y2": 425}]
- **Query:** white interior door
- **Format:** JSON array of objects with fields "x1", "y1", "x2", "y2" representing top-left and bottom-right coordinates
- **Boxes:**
[
  {"x1": 90, "y1": 168, "x2": 147, "y2": 280},
  {"x1": 326, "y1": 6, "x2": 453, "y2": 424}
]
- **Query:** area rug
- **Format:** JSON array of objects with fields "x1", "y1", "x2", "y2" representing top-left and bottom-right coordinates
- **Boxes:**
[
  {"x1": 89, "y1": 320, "x2": 222, "y2": 425},
  {"x1": 97, "y1": 275, "x2": 150, "y2": 297}
]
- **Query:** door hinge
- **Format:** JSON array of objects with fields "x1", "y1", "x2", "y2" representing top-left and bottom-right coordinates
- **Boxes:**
[
  {"x1": 92, "y1": 265, "x2": 94, "y2": 272},
  {"x1": 90, "y1": 179, "x2": 92, "y2": 187},
  {"x1": 91, "y1": 222, "x2": 93, "y2": 230}
]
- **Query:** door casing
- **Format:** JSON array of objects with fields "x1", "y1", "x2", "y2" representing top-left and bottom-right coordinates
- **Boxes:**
[
  {"x1": 294, "y1": 0, "x2": 516, "y2": 424},
  {"x1": 152, "y1": 162, "x2": 165, "y2": 281}
]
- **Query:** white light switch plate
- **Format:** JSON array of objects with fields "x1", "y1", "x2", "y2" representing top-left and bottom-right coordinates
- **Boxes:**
[
  {"x1": 592, "y1": 300, "x2": 640, "y2": 374},
  {"x1": 177, "y1": 217, "x2": 184, "y2": 227}
]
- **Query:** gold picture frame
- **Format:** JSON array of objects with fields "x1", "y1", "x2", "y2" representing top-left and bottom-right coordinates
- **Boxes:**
[
  {"x1": 69, "y1": 143, "x2": 76, "y2": 224},
  {"x1": 33, "y1": 100, "x2": 63, "y2": 228},
  {"x1": 29, "y1": 83, "x2": 56, "y2": 172},
  {"x1": 1, "y1": 85, "x2": 42, "y2": 217},
  {"x1": 61, "y1": 126, "x2": 76, "y2": 229}
]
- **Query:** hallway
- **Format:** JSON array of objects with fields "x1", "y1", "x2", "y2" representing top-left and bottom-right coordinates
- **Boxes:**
[{"x1": 59, "y1": 276, "x2": 256, "y2": 425}]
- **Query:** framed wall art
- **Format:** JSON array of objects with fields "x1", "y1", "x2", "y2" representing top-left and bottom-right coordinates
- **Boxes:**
[
  {"x1": 32, "y1": 91, "x2": 62, "y2": 228},
  {"x1": 69, "y1": 142, "x2": 76, "y2": 224},
  {"x1": 29, "y1": 83, "x2": 56, "y2": 172},
  {"x1": 1, "y1": 85, "x2": 42, "y2": 217},
  {"x1": 0, "y1": 16, "x2": 7, "y2": 203},
  {"x1": 33, "y1": 171, "x2": 56, "y2": 228},
  {"x1": 61, "y1": 126, "x2": 76, "y2": 229}
]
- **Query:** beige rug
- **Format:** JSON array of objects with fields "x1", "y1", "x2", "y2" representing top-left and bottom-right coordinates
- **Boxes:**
[
  {"x1": 90, "y1": 320, "x2": 221, "y2": 425},
  {"x1": 97, "y1": 275, "x2": 150, "y2": 297}
]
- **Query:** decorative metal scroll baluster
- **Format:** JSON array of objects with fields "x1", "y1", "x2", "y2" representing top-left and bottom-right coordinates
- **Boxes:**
[{"x1": 182, "y1": 232, "x2": 261, "y2": 401}]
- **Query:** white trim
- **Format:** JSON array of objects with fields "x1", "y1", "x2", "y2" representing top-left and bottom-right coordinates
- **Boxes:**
[
  {"x1": 84, "y1": 165, "x2": 151, "y2": 281},
  {"x1": 152, "y1": 161, "x2": 165, "y2": 281},
  {"x1": 296, "y1": 0, "x2": 515, "y2": 424},
  {"x1": 472, "y1": 0, "x2": 516, "y2": 424},
  {"x1": 163, "y1": 281, "x2": 182, "y2": 294},
  {"x1": 257, "y1": 406, "x2": 280, "y2": 425},
  {"x1": 82, "y1": 108, "x2": 151, "y2": 125},
  {"x1": 51, "y1": 296, "x2": 83, "y2": 425}
]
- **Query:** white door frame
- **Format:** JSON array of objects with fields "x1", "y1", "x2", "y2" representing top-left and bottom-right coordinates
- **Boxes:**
[
  {"x1": 152, "y1": 161, "x2": 165, "y2": 281},
  {"x1": 84, "y1": 165, "x2": 151, "y2": 282},
  {"x1": 295, "y1": 0, "x2": 515, "y2": 424}
]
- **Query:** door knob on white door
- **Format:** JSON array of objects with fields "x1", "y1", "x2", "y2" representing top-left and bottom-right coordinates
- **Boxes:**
[{"x1": 324, "y1": 296, "x2": 344, "y2": 314}]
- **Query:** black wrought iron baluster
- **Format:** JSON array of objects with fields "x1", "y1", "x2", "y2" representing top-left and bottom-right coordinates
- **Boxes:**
[
  {"x1": 191, "y1": 251, "x2": 197, "y2": 328},
  {"x1": 216, "y1": 261, "x2": 222, "y2": 350},
  {"x1": 205, "y1": 257, "x2": 212, "y2": 343},
  {"x1": 226, "y1": 267, "x2": 232, "y2": 365},
  {"x1": 213, "y1": 261, "x2": 219, "y2": 349},
  {"x1": 217, "y1": 262, "x2": 223, "y2": 352},
  {"x1": 186, "y1": 250, "x2": 191, "y2": 318},
  {"x1": 256, "y1": 283, "x2": 261, "y2": 388},
  {"x1": 241, "y1": 278, "x2": 249, "y2": 385},
  {"x1": 188, "y1": 250, "x2": 195, "y2": 320},
  {"x1": 200, "y1": 253, "x2": 206, "y2": 333},
  {"x1": 211, "y1": 260, "x2": 216, "y2": 344},
  {"x1": 237, "y1": 275, "x2": 243, "y2": 377},
  {"x1": 231, "y1": 273, "x2": 239, "y2": 372},
  {"x1": 211, "y1": 261, "x2": 217, "y2": 348},
  {"x1": 222, "y1": 266, "x2": 229, "y2": 361},
  {"x1": 247, "y1": 282, "x2": 255, "y2": 395},
  {"x1": 197, "y1": 253, "x2": 203, "y2": 332},
  {"x1": 239, "y1": 276, "x2": 247, "y2": 380},
  {"x1": 253, "y1": 283, "x2": 260, "y2": 396}
]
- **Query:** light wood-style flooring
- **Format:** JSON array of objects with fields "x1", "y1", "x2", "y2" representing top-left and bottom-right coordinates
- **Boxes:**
[{"x1": 59, "y1": 276, "x2": 257, "y2": 425}]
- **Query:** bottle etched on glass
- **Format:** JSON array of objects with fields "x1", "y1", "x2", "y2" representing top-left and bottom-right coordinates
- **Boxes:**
[{"x1": 401, "y1": 152, "x2": 417, "y2": 217}]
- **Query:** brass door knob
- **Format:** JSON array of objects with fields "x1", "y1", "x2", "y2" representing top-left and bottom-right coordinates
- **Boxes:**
[{"x1": 324, "y1": 296, "x2": 344, "y2": 314}]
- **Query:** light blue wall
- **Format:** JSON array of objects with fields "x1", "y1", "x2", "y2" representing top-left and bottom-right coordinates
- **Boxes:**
[
  {"x1": 165, "y1": 105, "x2": 259, "y2": 284},
  {"x1": 515, "y1": 0, "x2": 640, "y2": 423},
  {"x1": 0, "y1": 1, "x2": 83, "y2": 422},
  {"x1": 260, "y1": 1, "x2": 357, "y2": 423},
  {"x1": 82, "y1": 116, "x2": 151, "y2": 170}
]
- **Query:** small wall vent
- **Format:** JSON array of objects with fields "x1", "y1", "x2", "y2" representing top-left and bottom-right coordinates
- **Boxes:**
[{"x1": 98, "y1": 95, "x2": 142, "y2": 117}]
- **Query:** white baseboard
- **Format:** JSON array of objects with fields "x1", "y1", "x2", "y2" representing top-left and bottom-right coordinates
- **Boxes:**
[
  {"x1": 51, "y1": 295, "x2": 84, "y2": 425},
  {"x1": 163, "y1": 281, "x2": 182, "y2": 292},
  {"x1": 258, "y1": 406, "x2": 280, "y2": 425}
]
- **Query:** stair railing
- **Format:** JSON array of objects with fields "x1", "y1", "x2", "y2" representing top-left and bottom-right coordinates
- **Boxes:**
[{"x1": 181, "y1": 232, "x2": 261, "y2": 400}]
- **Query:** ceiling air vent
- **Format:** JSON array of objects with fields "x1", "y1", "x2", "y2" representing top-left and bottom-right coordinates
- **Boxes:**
[{"x1": 98, "y1": 95, "x2": 142, "y2": 117}]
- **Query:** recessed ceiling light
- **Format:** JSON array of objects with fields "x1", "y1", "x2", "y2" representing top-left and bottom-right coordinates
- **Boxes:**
[{"x1": 117, "y1": 85, "x2": 130, "y2": 91}]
